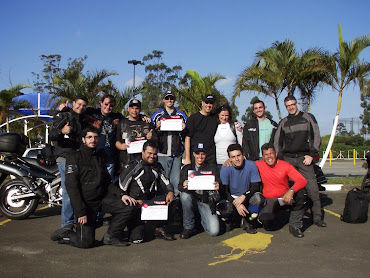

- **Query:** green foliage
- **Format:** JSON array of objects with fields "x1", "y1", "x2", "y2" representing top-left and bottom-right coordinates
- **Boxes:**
[
  {"x1": 360, "y1": 79, "x2": 370, "y2": 135},
  {"x1": 48, "y1": 56, "x2": 118, "y2": 107},
  {"x1": 32, "y1": 54, "x2": 61, "y2": 95},
  {"x1": 320, "y1": 134, "x2": 368, "y2": 158},
  {"x1": 0, "y1": 84, "x2": 32, "y2": 129},
  {"x1": 176, "y1": 70, "x2": 228, "y2": 116},
  {"x1": 140, "y1": 50, "x2": 182, "y2": 115}
]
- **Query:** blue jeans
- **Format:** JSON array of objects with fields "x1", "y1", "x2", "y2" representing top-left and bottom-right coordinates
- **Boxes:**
[
  {"x1": 58, "y1": 162, "x2": 76, "y2": 227},
  {"x1": 180, "y1": 192, "x2": 219, "y2": 236},
  {"x1": 106, "y1": 163, "x2": 115, "y2": 180},
  {"x1": 158, "y1": 156, "x2": 182, "y2": 197}
]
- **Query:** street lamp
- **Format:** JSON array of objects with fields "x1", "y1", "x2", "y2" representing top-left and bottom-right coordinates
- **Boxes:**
[{"x1": 128, "y1": 59, "x2": 143, "y2": 88}]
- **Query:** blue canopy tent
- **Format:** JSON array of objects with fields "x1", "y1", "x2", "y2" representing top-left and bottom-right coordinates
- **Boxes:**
[
  {"x1": 14, "y1": 92, "x2": 56, "y2": 116},
  {"x1": 3, "y1": 93, "x2": 58, "y2": 142}
]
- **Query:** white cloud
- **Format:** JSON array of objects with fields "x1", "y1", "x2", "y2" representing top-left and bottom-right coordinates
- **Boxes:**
[
  {"x1": 217, "y1": 76, "x2": 233, "y2": 86},
  {"x1": 125, "y1": 76, "x2": 143, "y2": 87}
]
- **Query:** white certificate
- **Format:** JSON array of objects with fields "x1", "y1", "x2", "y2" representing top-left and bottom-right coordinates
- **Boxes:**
[
  {"x1": 126, "y1": 139, "x2": 147, "y2": 154},
  {"x1": 160, "y1": 118, "x2": 183, "y2": 131},
  {"x1": 187, "y1": 170, "x2": 216, "y2": 190},
  {"x1": 141, "y1": 201, "x2": 168, "y2": 220}
]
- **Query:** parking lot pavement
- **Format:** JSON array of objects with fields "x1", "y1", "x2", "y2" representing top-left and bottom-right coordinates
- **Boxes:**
[
  {"x1": 0, "y1": 191, "x2": 369, "y2": 278},
  {"x1": 320, "y1": 159, "x2": 367, "y2": 178}
]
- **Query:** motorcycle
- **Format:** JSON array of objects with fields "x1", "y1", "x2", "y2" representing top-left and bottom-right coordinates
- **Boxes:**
[{"x1": 0, "y1": 133, "x2": 62, "y2": 220}]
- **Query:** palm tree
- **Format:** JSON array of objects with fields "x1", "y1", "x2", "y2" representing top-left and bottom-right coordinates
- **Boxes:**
[
  {"x1": 256, "y1": 40, "x2": 298, "y2": 96},
  {"x1": 49, "y1": 57, "x2": 117, "y2": 107},
  {"x1": 233, "y1": 62, "x2": 284, "y2": 120},
  {"x1": 176, "y1": 70, "x2": 227, "y2": 116},
  {"x1": 0, "y1": 84, "x2": 32, "y2": 131},
  {"x1": 296, "y1": 48, "x2": 330, "y2": 112},
  {"x1": 319, "y1": 24, "x2": 370, "y2": 168},
  {"x1": 233, "y1": 40, "x2": 299, "y2": 120},
  {"x1": 113, "y1": 86, "x2": 140, "y2": 116}
]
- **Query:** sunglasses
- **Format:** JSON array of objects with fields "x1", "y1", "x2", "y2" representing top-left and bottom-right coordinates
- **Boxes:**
[{"x1": 165, "y1": 96, "x2": 175, "y2": 100}]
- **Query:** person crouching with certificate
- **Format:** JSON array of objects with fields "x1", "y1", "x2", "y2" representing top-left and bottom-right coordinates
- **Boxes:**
[{"x1": 179, "y1": 143, "x2": 221, "y2": 239}]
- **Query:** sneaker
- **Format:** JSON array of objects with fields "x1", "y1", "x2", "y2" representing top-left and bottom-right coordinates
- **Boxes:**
[
  {"x1": 50, "y1": 225, "x2": 73, "y2": 241},
  {"x1": 314, "y1": 219, "x2": 327, "y2": 227},
  {"x1": 131, "y1": 239, "x2": 144, "y2": 244},
  {"x1": 289, "y1": 226, "x2": 304, "y2": 238},
  {"x1": 180, "y1": 229, "x2": 196, "y2": 239},
  {"x1": 103, "y1": 233, "x2": 129, "y2": 247}
]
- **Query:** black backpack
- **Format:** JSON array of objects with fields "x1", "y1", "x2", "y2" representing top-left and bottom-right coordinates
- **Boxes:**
[{"x1": 341, "y1": 188, "x2": 369, "y2": 223}]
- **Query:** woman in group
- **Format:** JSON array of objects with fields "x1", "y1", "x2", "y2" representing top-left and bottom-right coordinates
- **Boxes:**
[{"x1": 214, "y1": 104, "x2": 243, "y2": 170}]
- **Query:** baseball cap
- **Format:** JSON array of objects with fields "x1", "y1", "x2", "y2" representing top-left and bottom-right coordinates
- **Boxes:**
[
  {"x1": 202, "y1": 94, "x2": 214, "y2": 104},
  {"x1": 128, "y1": 99, "x2": 141, "y2": 108},
  {"x1": 163, "y1": 90, "x2": 175, "y2": 99},
  {"x1": 194, "y1": 143, "x2": 206, "y2": 153}
]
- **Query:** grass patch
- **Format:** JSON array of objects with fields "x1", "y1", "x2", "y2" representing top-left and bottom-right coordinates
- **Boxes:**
[{"x1": 327, "y1": 177, "x2": 363, "y2": 185}]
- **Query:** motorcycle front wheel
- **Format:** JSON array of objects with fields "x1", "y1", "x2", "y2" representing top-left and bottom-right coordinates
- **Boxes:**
[{"x1": 0, "y1": 180, "x2": 39, "y2": 220}]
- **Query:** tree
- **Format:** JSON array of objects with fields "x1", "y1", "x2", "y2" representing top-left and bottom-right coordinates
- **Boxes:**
[
  {"x1": 140, "y1": 50, "x2": 182, "y2": 115},
  {"x1": 360, "y1": 79, "x2": 370, "y2": 136},
  {"x1": 234, "y1": 62, "x2": 284, "y2": 120},
  {"x1": 32, "y1": 54, "x2": 61, "y2": 94},
  {"x1": 241, "y1": 96, "x2": 273, "y2": 124},
  {"x1": 233, "y1": 40, "x2": 299, "y2": 120},
  {"x1": 113, "y1": 86, "x2": 140, "y2": 116},
  {"x1": 295, "y1": 49, "x2": 329, "y2": 112},
  {"x1": 319, "y1": 24, "x2": 370, "y2": 168},
  {"x1": 176, "y1": 70, "x2": 229, "y2": 116},
  {"x1": 50, "y1": 56, "x2": 118, "y2": 107},
  {"x1": 0, "y1": 84, "x2": 31, "y2": 131}
]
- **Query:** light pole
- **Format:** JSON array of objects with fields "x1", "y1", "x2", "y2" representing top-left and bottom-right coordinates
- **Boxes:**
[{"x1": 128, "y1": 59, "x2": 143, "y2": 88}]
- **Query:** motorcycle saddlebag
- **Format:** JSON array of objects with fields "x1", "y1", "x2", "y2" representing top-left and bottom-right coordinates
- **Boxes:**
[{"x1": 0, "y1": 133, "x2": 29, "y2": 155}]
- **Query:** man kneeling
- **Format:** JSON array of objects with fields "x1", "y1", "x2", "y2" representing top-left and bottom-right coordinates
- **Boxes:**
[
  {"x1": 256, "y1": 144, "x2": 307, "y2": 238},
  {"x1": 179, "y1": 143, "x2": 221, "y2": 239},
  {"x1": 220, "y1": 144, "x2": 264, "y2": 234},
  {"x1": 51, "y1": 126, "x2": 135, "y2": 248}
]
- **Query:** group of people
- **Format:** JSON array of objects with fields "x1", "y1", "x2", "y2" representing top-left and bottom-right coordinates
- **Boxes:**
[{"x1": 49, "y1": 90, "x2": 326, "y2": 248}]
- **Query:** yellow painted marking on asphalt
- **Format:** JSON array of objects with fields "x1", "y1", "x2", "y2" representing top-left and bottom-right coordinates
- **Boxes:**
[
  {"x1": 324, "y1": 208, "x2": 341, "y2": 219},
  {"x1": 209, "y1": 232, "x2": 273, "y2": 266},
  {"x1": 0, "y1": 219, "x2": 11, "y2": 226},
  {"x1": 0, "y1": 205, "x2": 50, "y2": 226},
  {"x1": 37, "y1": 205, "x2": 50, "y2": 211}
]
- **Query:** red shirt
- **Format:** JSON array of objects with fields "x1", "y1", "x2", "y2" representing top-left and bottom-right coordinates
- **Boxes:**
[{"x1": 255, "y1": 160, "x2": 307, "y2": 198}]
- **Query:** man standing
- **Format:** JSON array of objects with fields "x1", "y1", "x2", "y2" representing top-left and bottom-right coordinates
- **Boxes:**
[
  {"x1": 51, "y1": 126, "x2": 135, "y2": 248},
  {"x1": 151, "y1": 90, "x2": 187, "y2": 197},
  {"x1": 179, "y1": 143, "x2": 221, "y2": 239},
  {"x1": 84, "y1": 94, "x2": 123, "y2": 178},
  {"x1": 185, "y1": 94, "x2": 218, "y2": 165},
  {"x1": 242, "y1": 99, "x2": 278, "y2": 161},
  {"x1": 118, "y1": 140, "x2": 175, "y2": 243},
  {"x1": 116, "y1": 99, "x2": 154, "y2": 170},
  {"x1": 274, "y1": 95, "x2": 326, "y2": 227},
  {"x1": 256, "y1": 144, "x2": 307, "y2": 238},
  {"x1": 220, "y1": 144, "x2": 263, "y2": 234},
  {"x1": 50, "y1": 95, "x2": 88, "y2": 229}
]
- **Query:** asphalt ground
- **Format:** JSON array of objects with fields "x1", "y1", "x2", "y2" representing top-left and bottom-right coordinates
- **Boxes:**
[
  {"x1": 0, "y1": 160, "x2": 369, "y2": 278},
  {"x1": 320, "y1": 159, "x2": 367, "y2": 178}
]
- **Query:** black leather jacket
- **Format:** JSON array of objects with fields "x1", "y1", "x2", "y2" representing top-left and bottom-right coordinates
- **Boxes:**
[
  {"x1": 117, "y1": 159, "x2": 174, "y2": 200},
  {"x1": 242, "y1": 118, "x2": 278, "y2": 161},
  {"x1": 65, "y1": 145, "x2": 112, "y2": 218},
  {"x1": 50, "y1": 110, "x2": 88, "y2": 159}
]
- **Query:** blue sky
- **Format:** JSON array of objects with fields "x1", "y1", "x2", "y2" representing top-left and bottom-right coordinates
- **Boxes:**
[{"x1": 1, "y1": 0, "x2": 369, "y2": 135}]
